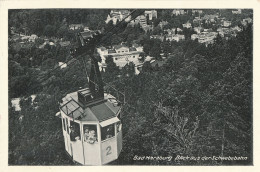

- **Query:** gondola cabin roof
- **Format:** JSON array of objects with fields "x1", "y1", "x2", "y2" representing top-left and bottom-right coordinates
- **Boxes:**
[{"x1": 60, "y1": 88, "x2": 121, "y2": 122}]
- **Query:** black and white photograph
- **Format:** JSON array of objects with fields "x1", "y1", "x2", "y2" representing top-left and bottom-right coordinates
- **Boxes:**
[{"x1": 0, "y1": 0, "x2": 258, "y2": 168}]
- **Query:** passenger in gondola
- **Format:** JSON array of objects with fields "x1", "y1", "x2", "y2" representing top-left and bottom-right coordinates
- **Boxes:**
[
  {"x1": 88, "y1": 130, "x2": 97, "y2": 143},
  {"x1": 70, "y1": 126, "x2": 80, "y2": 141},
  {"x1": 84, "y1": 127, "x2": 90, "y2": 142}
]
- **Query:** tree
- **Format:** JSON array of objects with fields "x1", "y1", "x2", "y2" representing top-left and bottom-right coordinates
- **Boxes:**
[
  {"x1": 102, "y1": 55, "x2": 120, "y2": 83},
  {"x1": 57, "y1": 25, "x2": 69, "y2": 38},
  {"x1": 150, "y1": 40, "x2": 161, "y2": 59},
  {"x1": 161, "y1": 39, "x2": 171, "y2": 57},
  {"x1": 43, "y1": 25, "x2": 56, "y2": 37}
]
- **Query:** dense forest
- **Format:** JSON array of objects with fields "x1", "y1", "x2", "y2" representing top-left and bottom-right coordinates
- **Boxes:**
[{"x1": 8, "y1": 9, "x2": 252, "y2": 165}]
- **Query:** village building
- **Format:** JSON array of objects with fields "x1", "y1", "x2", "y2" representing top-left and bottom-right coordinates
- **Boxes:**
[
  {"x1": 232, "y1": 9, "x2": 242, "y2": 14},
  {"x1": 241, "y1": 18, "x2": 253, "y2": 26},
  {"x1": 11, "y1": 95, "x2": 37, "y2": 111},
  {"x1": 223, "y1": 20, "x2": 232, "y2": 27},
  {"x1": 194, "y1": 26, "x2": 203, "y2": 34},
  {"x1": 231, "y1": 26, "x2": 242, "y2": 32},
  {"x1": 166, "y1": 34, "x2": 185, "y2": 42},
  {"x1": 192, "y1": 9, "x2": 203, "y2": 15},
  {"x1": 203, "y1": 14, "x2": 218, "y2": 23},
  {"x1": 80, "y1": 30, "x2": 95, "y2": 39},
  {"x1": 59, "y1": 41, "x2": 71, "y2": 47},
  {"x1": 97, "y1": 44, "x2": 144, "y2": 69},
  {"x1": 164, "y1": 28, "x2": 175, "y2": 35},
  {"x1": 83, "y1": 27, "x2": 90, "y2": 32},
  {"x1": 172, "y1": 9, "x2": 185, "y2": 16},
  {"x1": 193, "y1": 17, "x2": 202, "y2": 25},
  {"x1": 150, "y1": 60, "x2": 166, "y2": 68},
  {"x1": 191, "y1": 31, "x2": 218, "y2": 46},
  {"x1": 151, "y1": 34, "x2": 185, "y2": 42},
  {"x1": 142, "y1": 25, "x2": 154, "y2": 33},
  {"x1": 150, "y1": 35, "x2": 164, "y2": 42},
  {"x1": 182, "y1": 21, "x2": 192, "y2": 29},
  {"x1": 158, "y1": 21, "x2": 169, "y2": 29},
  {"x1": 21, "y1": 35, "x2": 30, "y2": 42},
  {"x1": 144, "y1": 10, "x2": 157, "y2": 20},
  {"x1": 58, "y1": 62, "x2": 67, "y2": 69},
  {"x1": 130, "y1": 15, "x2": 148, "y2": 28},
  {"x1": 106, "y1": 10, "x2": 131, "y2": 25},
  {"x1": 39, "y1": 40, "x2": 55, "y2": 49},
  {"x1": 29, "y1": 34, "x2": 38, "y2": 42},
  {"x1": 69, "y1": 24, "x2": 84, "y2": 30}
]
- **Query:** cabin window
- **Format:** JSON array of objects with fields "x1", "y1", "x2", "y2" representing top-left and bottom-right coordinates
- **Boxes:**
[
  {"x1": 101, "y1": 124, "x2": 115, "y2": 141},
  {"x1": 62, "y1": 118, "x2": 66, "y2": 131},
  {"x1": 83, "y1": 124, "x2": 98, "y2": 144},
  {"x1": 66, "y1": 118, "x2": 69, "y2": 134},
  {"x1": 69, "y1": 121, "x2": 81, "y2": 141},
  {"x1": 116, "y1": 121, "x2": 122, "y2": 133}
]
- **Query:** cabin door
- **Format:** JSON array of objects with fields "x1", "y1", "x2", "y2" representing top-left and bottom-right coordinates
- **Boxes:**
[{"x1": 69, "y1": 120, "x2": 84, "y2": 164}]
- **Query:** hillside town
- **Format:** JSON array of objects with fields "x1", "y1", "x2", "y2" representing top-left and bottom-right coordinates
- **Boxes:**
[{"x1": 9, "y1": 9, "x2": 253, "y2": 77}]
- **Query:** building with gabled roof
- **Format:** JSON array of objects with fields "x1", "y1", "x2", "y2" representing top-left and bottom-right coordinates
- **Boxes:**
[
  {"x1": 69, "y1": 24, "x2": 84, "y2": 30},
  {"x1": 97, "y1": 43, "x2": 144, "y2": 68},
  {"x1": 144, "y1": 10, "x2": 157, "y2": 20},
  {"x1": 106, "y1": 10, "x2": 131, "y2": 25},
  {"x1": 29, "y1": 34, "x2": 38, "y2": 42}
]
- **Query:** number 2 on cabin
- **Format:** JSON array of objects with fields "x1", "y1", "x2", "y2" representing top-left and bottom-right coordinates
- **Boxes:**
[{"x1": 106, "y1": 146, "x2": 112, "y2": 156}]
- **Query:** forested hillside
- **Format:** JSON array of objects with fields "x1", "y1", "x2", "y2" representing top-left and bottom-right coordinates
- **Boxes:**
[
  {"x1": 8, "y1": 9, "x2": 252, "y2": 165},
  {"x1": 9, "y1": 9, "x2": 109, "y2": 37}
]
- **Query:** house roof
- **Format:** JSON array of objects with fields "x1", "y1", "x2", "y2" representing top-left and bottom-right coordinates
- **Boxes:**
[
  {"x1": 59, "y1": 41, "x2": 70, "y2": 47},
  {"x1": 69, "y1": 24, "x2": 84, "y2": 27},
  {"x1": 100, "y1": 47, "x2": 106, "y2": 51},
  {"x1": 80, "y1": 31, "x2": 95, "y2": 39},
  {"x1": 113, "y1": 10, "x2": 130, "y2": 14},
  {"x1": 132, "y1": 43, "x2": 140, "y2": 48},
  {"x1": 129, "y1": 47, "x2": 137, "y2": 51},
  {"x1": 113, "y1": 45, "x2": 123, "y2": 49},
  {"x1": 29, "y1": 34, "x2": 38, "y2": 39},
  {"x1": 108, "y1": 49, "x2": 116, "y2": 54},
  {"x1": 114, "y1": 45, "x2": 129, "y2": 50},
  {"x1": 150, "y1": 60, "x2": 166, "y2": 67}
]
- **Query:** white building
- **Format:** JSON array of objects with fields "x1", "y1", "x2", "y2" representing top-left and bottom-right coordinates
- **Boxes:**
[
  {"x1": 69, "y1": 24, "x2": 84, "y2": 30},
  {"x1": 11, "y1": 95, "x2": 37, "y2": 111},
  {"x1": 172, "y1": 9, "x2": 185, "y2": 16},
  {"x1": 242, "y1": 18, "x2": 253, "y2": 26},
  {"x1": 106, "y1": 10, "x2": 131, "y2": 25},
  {"x1": 29, "y1": 34, "x2": 38, "y2": 42},
  {"x1": 166, "y1": 34, "x2": 185, "y2": 42},
  {"x1": 232, "y1": 9, "x2": 242, "y2": 14},
  {"x1": 192, "y1": 9, "x2": 203, "y2": 14},
  {"x1": 194, "y1": 26, "x2": 203, "y2": 33},
  {"x1": 144, "y1": 10, "x2": 157, "y2": 20},
  {"x1": 183, "y1": 22, "x2": 192, "y2": 29},
  {"x1": 58, "y1": 62, "x2": 67, "y2": 69},
  {"x1": 191, "y1": 32, "x2": 218, "y2": 46},
  {"x1": 97, "y1": 44, "x2": 144, "y2": 69},
  {"x1": 223, "y1": 21, "x2": 232, "y2": 27},
  {"x1": 130, "y1": 15, "x2": 148, "y2": 28},
  {"x1": 159, "y1": 21, "x2": 169, "y2": 29}
]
